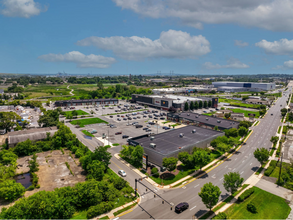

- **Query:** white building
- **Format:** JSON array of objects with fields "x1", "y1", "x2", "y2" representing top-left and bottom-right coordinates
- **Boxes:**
[{"x1": 212, "y1": 82, "x2": 275, "y2": 92}]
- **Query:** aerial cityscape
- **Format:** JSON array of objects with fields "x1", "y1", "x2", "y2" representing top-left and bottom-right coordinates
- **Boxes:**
[{"x1": 1, "y1": 1, "x2": 293, "y2": 220}]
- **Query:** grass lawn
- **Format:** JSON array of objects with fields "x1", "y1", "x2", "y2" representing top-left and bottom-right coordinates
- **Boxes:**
[
  {"x1": 229, "y1": 108, "x2": 260, "y2": 117},
  {"x1": 278, "y1": 126, "x2": 282, "y2": 134},
  {"x1": 202, "y1": 112, "x2": 215, "y2": 116},
  {"x1": 70, "y1": 211, "x2": 87, "y2": 219},
  {"x1": 219, "y1": 98, "x2": 261, "y2": 109},
  {"x1": 224, "y1": 187, "x2": 291, "y2": 219},
  {"x1": 82, "y1": 130, "x2": 95, "y2": 137},
  {"x1": 64, "y1": 110, "x2": 89, "y2": 118},
  {"x1": 112, "y1": 143, "x2": 120, "y2": 146},
  {"x1": 70, "y1": 118, "x2": 108, "y2": 127}
]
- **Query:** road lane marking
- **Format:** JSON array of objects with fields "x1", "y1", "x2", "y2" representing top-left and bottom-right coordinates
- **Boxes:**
[
  {"x1": 235, "y1": 158, "x2": 238, "y2": 161},
  {"x1": 241, "y1": 171, "x2": 244, "y2": 174},
  {"x1": 110, "y1": 160, "x2": 122, "y2": 169},
  {"x1": 194, "y1": 184, "x2": 199, "y2": 188},
  {"x1": 190, "y1": 206, "x2": 197, "y2": 211},
  {"x1": 225, "y1": 165, "x2": 228, "y2": 168},
  {"x1": 220, "y1": 177, "x2": 224, "y2": 181},
  {"x1": 242, "y1": 160, "x2": 245, "y2": 163},
  {"x1": 232, "y1": 168, "x2": 236, "y2": 171},
  {"x1": 250, "y1": 163, "x2": 252, "y2": 165}
]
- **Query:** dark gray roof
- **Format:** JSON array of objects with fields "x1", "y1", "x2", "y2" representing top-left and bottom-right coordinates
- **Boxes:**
[
  {"x1": 0, "y1": 89, "x2": 4, "y2": 93},
  {"x1": 8, "y1": 127, "x2": 58, "y2": 145},
  {"x1": 131, "y1": 126, "x2": 222, "y2": 155},
  {"x1": 170, "y1": 112, "x2": 239, "y2": 129}
]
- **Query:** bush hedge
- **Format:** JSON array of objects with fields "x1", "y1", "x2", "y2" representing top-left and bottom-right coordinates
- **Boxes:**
[
  {"x1": 264, "y1": 160, "x2": 278, "y2": 176},
  {"x1": 238, "y1": 187, "x2": 255, "y2": 202}
]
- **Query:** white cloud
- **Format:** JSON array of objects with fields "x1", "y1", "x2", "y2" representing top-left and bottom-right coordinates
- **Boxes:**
[
  {"x1": 234, "y1": 40, "x2": 249, "y2": 47},
  {"x1": 255, "y1": 38, "x2": 293, "y2": 55},
  {"x1": 77, "y1": 29, "x2": 210, "y2": 60},
  {"x1": 0, "y1": 0, "x2": 47, "y2": 18},
  {"x1": 273, "y1": 60, "x2": 293, "y2": 70},
  {"x1": 203, "y1": 58, "x2": 249, "y2": 69},
  {"x1": 38, "y1": 51, "x2": 116, "y2": 68},
  {"x1": 113, "y1": 0, "x2": 293, "y2": 31}
]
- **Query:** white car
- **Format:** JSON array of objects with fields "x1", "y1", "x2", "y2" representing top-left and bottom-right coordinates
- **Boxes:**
[{"x1": 118, "y1": 170, "x2": 126, "y2": 177}]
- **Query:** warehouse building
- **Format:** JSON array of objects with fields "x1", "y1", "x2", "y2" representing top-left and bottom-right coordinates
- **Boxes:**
[
  {"x1": 128, "y1": 126, "x2": 223, "y2": 167},
  {"x1": 54, "y1": 98, "x2": 118, "y2": 107},
  {"x1": 167, "y1": 112, "x2": 240, "y2": 131},
  {"x1": 152, "y1": 86, "x2": 214, "y2": 94},
  {"x1": 131, "y1": 94, "x2": 218, "y2": 111},
  {"x1": 212, "y1": 82, "x2": 275, "y2": 92}
]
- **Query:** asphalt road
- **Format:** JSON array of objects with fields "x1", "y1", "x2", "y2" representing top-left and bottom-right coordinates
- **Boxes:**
[{"x1": 120, "y1": 87, "x2": 291, "y2": 219}]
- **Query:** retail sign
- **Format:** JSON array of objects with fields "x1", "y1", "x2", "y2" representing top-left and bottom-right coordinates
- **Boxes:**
[{"x1": 142, "y1": 154, "x2": 148, "y2": 170}]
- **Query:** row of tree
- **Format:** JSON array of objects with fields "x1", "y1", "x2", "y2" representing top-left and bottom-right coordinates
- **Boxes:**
[{"x1": 184, "y1": 100, "x2": 212, "y2": 111}]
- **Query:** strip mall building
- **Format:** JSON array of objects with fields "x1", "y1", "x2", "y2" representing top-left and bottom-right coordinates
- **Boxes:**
[{"x1": 54, "y1": 98, "x2": 118, "y2": 107}]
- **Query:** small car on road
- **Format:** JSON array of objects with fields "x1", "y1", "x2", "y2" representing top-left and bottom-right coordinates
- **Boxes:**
[
  {"x1": 118, "y1": 170, "x2": 126, "y2": 177},
  {"x1": 175, "y1": 202, "x2": 189, "y2": 213}
]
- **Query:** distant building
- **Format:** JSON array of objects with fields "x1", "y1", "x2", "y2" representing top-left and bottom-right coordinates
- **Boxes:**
[
  {"x1": 46, "y1": 81, "x2": 53, "y2": 84},
  {"x1": 152, "y1": 86, "x2": 214, "y2": 94},
  {"x1": 245, "y1": 99, "x2": 270, "y2": 105},
  {"x1": 0, "y1": 89, "x2": 4, "y2": 94},
  {"x1": 54, "y1": 98, "x2": 118, "y2": 107},
  {"x1": 213, "y1": 82, "x2": 275, "y2": 92},
  {"x1": 7, "y1": 127, "x2": 58, "y2": 148}
]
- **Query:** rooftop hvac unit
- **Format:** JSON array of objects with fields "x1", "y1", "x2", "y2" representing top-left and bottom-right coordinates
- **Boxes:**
[
  {"x1": 177, "y1": 98, "x2": 180, "y2": 100},
  {"x1": 187, "y1": 113, "x2": 190, "y2": 116},
  {"x1": 195, "y1": 115, "x2": 199, "y2": 118},
  {"x1": 192, "y1": 129, "x2": 196, "y2": 133},
  {"x1": 150, "y1": 136, "x2": 155, "y2": 141},
  {"x1": 179, "y1": 133, "x2": 184, "y2": 138},
  {"x1": 217, "y1": 120, "x2": 221, "y2": 123},
  {"x1": 206, "y1": 118, "x2": 209, "y2": 120},
  {"x1": 150, "y1": 143, "x2": 156, "y2": 148}
]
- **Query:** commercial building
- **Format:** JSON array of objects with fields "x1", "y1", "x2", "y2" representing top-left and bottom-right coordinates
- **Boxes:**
[
  {"x1": 7, "y1": 127, "x2": 58, "y2": 148},
  {"x1": 131, "y1": 94, "x2": 218, "y2": 111},
  {"x1": 128, "y1": 126, "x2": 223, "y2": 167},
  {"x1": 212, "y1": 82, "x2": 275, "y2": 92},
  {"x1": 152, "y1": 86, "x2": 214, "y2": 95},
  {"x1": 167, "y1": 112, "x2": 240, "y2": 131},
  {"x1": 54, "y1": 98, "x2": 118, "y2": 107}
]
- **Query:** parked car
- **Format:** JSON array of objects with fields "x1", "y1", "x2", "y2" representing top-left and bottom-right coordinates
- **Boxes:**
[
  {"x1": 165, "y1": 127, "x2": 170, "y2": 130},
  {"x1": 143, "y1": 115, "x2": 147, "y2": 118},
  {"x1": 154, "y1": 117, "x2": 158, "y2": 120},
  {"x1": 117, "y1": 118, "x2": 121, "y2": 121},
  {"x1": 133, "y1": 117, "x2": 137, "y2": 119},
  {"x1": 123, "y1": 118, "x2": 127, "y2": 120},
  {"x1": 137, "y1": 116, "x2": 141, "y2": 119},
  {"x1": 160, "y1": 117, "x2": 165, "y2": 120},
  {"x1": 122, "y1": 135, "x2": 129, "y2": 139},
  {"x1": 118, "y1": 170, "x2": 126, "y2": 177},
  {"x1": 146, "y1": 129, "x2": 152, "y2": 132},
  {"x1": 143, "y1": 127, "x2": 148, "y2": 130},
  {"x1": 110, "y1": 115, "x2": 113, "y2": 118},
  {"x1": 115, "y1": 132, "x2": 122, "y2": 135},
  {"x1": 175, "y1": 202, "x2": 189, "y2": 213},
  {"x1": 136, "y1": 125, "x2": 143, "y2": 128},
  {"x1": 117, "y1": 115, "x2": 120, "y2": 117},
  {"x1": 128, "y1": 117, "x2": 132, "y2": 120}
]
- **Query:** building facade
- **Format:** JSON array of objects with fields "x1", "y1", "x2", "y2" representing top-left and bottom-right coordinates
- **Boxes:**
[
  {"x1": 212, "y1": 82, "x2": 275, "y2": 92},
  {"x1": 54, "y1": 98, "x2": 118, "y2": 107}
]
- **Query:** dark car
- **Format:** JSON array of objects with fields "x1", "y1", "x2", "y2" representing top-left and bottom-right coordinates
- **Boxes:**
[
  {"x1": 175, "y1": 202, "x2": 189, "y2": 213},
  {"x1": 137, "y1": 116, "x2": 141, "y2": 119},
  {"x1": 143, "y1": 127, "x2": 148, "y2": 130},
  {"x1": 143, "y1": 115, "x2": 147, "y2": 118},
  {"x1": 160, "y1": 117, "x2": 165, "y2": 120},
  {"x1": 123, "y1": 118, "x2": 127, "y2": 120},
  {"x1": 115, "y1": 132, "x2": 122, "y2": 135},
  {"x1": 136, "y1": 125, "x2": 143, "y2": 128},
  {"x1": 122, "y1": 135, "x2": 129, "y2": 139},
  {"x1": 128, "y1": 117, "x2": 132, "y2": 120},
  {"x1": 110, "y1": 115, "x2": 113, "y2": 118},
  {"x1": 149, "y1": 122, "x2": 155, "y2": 125},
  {"x1": 154, "y1": 117, "x2": 158, "y2": 120},
  {"x1": 117, "y1": 118, "x2": 121, "y2": 121},
  {"x1": 271, "y1": 113, "x2": 273, "y2": 115},
  {"x1": 146, "y1": 129, "x2": 152, "y2": 132},
  {"x1": 117, "y1": 115, "x2": 120, "y2": 117},
  {"x1": 165, "y1": 127, "x2": 170, "y2": 130}
]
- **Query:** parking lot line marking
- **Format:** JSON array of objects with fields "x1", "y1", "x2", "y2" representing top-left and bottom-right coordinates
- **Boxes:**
[
  {"x1": 190, "y1": 206, "x2": 197, "y2": 211},
  {"x1": 240, "y1": 171, "x2": 244, "y2": 174},
  {"x1": 250, "y1": 163, "x2": 252, "y2": 166},
  {"x1": 225, "y1": 165, "x2": 228, "y2": 168},
  {"x1": 220, "y1": 177, "x2": 224, "y2": 181},
  {"x1": 235, "y1": 158, "x2": 238, "y2": 161}
]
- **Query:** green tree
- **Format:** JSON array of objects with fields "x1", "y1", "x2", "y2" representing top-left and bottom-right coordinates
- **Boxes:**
[
  {"x1": 97, "y1": 81, "x2": 104, "y2": 90},
  {"x1": 238, "y1": 126, "x2": 248, "y2": 137},
  {"x1": 270, "y1": 136, "x2": 279, "y2": 145},
  {"x1": 28, "y1": 153, "x2": 39, "y2": 172},
  {"x1": 144, "y1": 105, "x2": 147, "y2": 109},
  {"x1": 92, "y1": 145, "x2": 112, "y2": 169},
  {"x1": 0, "y1": 112, "x2": 21, "y2": 131},
  {"x1": 223, "y1": 172, "x2": 244, "y2": 194},
  {"x1": 0, "y1": 180, "x2": 25, "y2": 202},
  {"x1": 254, "y1": 148, "x2": 269, "y2": 165},
  {"x1": 0, "y1": 163, "x2": 16, "y2": 183},
  {"x1": 162, "y1": 157, "x2": 178, "y2": 171},
  {"x1": 131, "y1": 145, "x2": 144, "y2": 165},
  {"x1": 214, "y1": 126, "x2": 219, "y2": 131},
  {"x1": 208, "y1": 100, "x2": 212, "y2": 107},
  {"x1": 178, "y1": 152, "x2": 190, "y2": 165},
  {"x1": 224, "y1": 113, "x2": 231, "y2": 119},
  {"x1": 224, "y1": 128, "x2": 238, "y2": 138},
  {"x1": 199, "y1": 100, "x2": 203, "y2": 109},
  {"x1": 239, "y1": 121, "x2": 252, "y2": 129},
  {"x1": 46, "y1": 101, "x2": 50, "y2": 106},
  {"x1": 72, "y1": 110, "x2": 78, "y2": 117},
  {"x1": 193, "y1": 150, "x2": 210, "y2": 170},
  {"x1": 0, "y1": 150, "x2": 17, "y2": 165},
  {"x1": 281, "y1": 108, "x2": 288, "y2": 117},
  {"x1": 86, "y1": 160, "x2": 105, "y2": 181},
  {"x1": 203, "y1": 100, "x2": 208, "y2": 108},
  {"x1": 194, "y1": 101, "x2": 199, "y2": 110},
  {"x1": 184, "y1": 102, "x2": 189, "y2": 111},
  {"x1": 190, "y1": 101, "x2": 194, "y2": 110},
  {"x1": 198, "y1": 182, "x2": 221, "y2": 211}
]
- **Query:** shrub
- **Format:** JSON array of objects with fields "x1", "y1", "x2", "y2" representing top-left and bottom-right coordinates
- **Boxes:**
[
  {"x1": 247, "y1": 202, "x2": 257, "y2": 213},
  {"x1": 27, "y1": 185, "x2": 35, "y2": 191},
  {"x1": 238, "y1": 187, "x2": 255, "y2": 202},
  {"x1": 264, "y1": 167, "x2": 274, "y2": 176},
  {"x1": 151, "y1": 167, "x2": 159, "y2": 177},
  {"x1": 270, "y1": 160, "x2": 277, "y2": 168},
  {"x1": 86, "y1": 202, "x2": 114, "y2": 219},
  {"x1": 214, "y1": 212, "x2": 227, "y2": 219}
]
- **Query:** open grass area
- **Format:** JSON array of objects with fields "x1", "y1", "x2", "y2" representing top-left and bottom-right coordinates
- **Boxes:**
[
  {"x1": 82, "y1": 130, "x2": 95, "y2": 137},
  {"x1": 219, "y1": 98, "x2": 261, "y2": 109},
  {"x1": 114, "y1": 202, "x2": 137, "y2": 216},
  {"x1": 70, "y1": 211, "x2": 87, "y2": 219},
  {"x1": 112, "y1": 143, "x2": 120, "y2": 146},
  {"x1": 278, "y1": 126, "x2": 282, "y2": 134},
  {"x1": 70, "y1": 118, "x2": 108, "y2": 127},
  {"x1": 24, "y1": 84, "x2": 71, "y2": 98},
  {"x1": 224, "y1": 187, "x2": 291, "y2": 219},
  {"x1": 229, "y1": 108, "x2": 260, "y2": 117},
  {"x1": 202, "y1": 112, "x2": 215, "y2": 116},
  {"x1": 63, "y1": 110, "x2": 89, "y2": 118}
]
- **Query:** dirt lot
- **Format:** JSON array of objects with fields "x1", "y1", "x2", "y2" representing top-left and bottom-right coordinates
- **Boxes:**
[{"x1": 16, "y1": 149, "x2": 86, "y2": 197}]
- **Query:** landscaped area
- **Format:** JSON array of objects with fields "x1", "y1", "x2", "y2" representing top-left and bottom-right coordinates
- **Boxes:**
[
  {"x1": 219, "y1": 98, "x2": 261, "y2": 109},
  {"x1": 223, "y1": 187, "x2": 291, "y2": 219},
  {"x1": 82, "y1": 130, "x2": 95, "y2": 137},
  {"x1": 229, "y1": 108, "x2": 260, "y2": 117},
  {"x1": 70, "y1": 117, "x2": 108, "y2": 127},
  {"x1": 62, "y1": 110, "x2": 89, "y2": 118}
]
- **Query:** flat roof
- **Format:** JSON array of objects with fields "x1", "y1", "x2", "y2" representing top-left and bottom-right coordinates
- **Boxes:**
[
  {"x1": 170, "y1": 112, "x2": 239, "y2": 129},
  {"x1": 131, "y1": 126, "x2": 222, "y2": 155},
  {"x1": 55, "y1": 98, "x2": 118, "y2": 104}
]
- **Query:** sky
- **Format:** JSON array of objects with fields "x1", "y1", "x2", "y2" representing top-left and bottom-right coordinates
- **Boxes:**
[{"x1": 1, "y1": 0, "x2": 293, "y2": 75}]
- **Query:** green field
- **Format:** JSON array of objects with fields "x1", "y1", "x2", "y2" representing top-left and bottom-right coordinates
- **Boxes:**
[
  {"x1": 219, "y1": 98, "x2": 261, "y2": 109},
  {"x1": 224, "y1": 187, "x2": 291, "y2": 219},
  {"x1": 70, "y1": 118, "x2": 108, "y2": 127},
  {"x1": 63, "y1": 110, "x2": 89, "y2": 118},
  {"x1": 230, "y1": 108, "x2": 260, "y2": 117}
]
